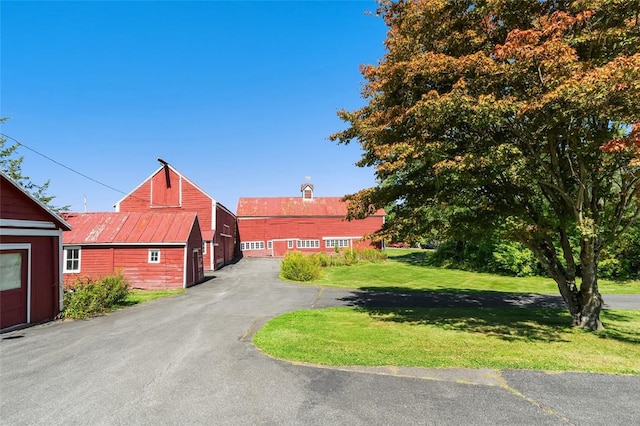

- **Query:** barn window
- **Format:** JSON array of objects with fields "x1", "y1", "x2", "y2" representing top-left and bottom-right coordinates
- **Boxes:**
[
  {"x1": 325, "y1": 239, "x2": 350, "y2": 248},
  {"x1": 0, "y1": 253, "x2": 22, "y2": 291},
  {"x1": 267, "y1": 241, "x2": 273, "y2": 249},
  {"x1": 64, "y1": 247, "x2": 81, "y2": 273},
  {"x1": 148, "y1": 250, "x2": 161, "y2": 263},
  {"x1": 296, "y1": 240, "x2": 319, "y2": 249},
  {"x1": 202, "y1": 241, "x2": 207, "y2": 255},
  {"x1": 240, "y1": 241, "x2": 265, "y2": 251},
  {"x1": 287, "y1": 240, "x2": 293, "y2": 249}
]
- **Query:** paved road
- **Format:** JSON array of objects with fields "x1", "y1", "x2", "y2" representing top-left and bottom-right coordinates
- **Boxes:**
[{"x1": 1, "y1": 258, "x2": 638, "y2": 425}]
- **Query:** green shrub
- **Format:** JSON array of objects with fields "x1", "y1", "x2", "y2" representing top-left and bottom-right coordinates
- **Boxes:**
[
  {"x1": 489, "y1": 241, "x2": 540, "y2": 277},
  {"x1": 311, "y1": 251, "x2": 334, "y2": 267},
  {"x1": 342, "y1": 248, "x2": 358, "y2": 265},
  {"x1": 62, "y1": 272, "x2": 130, "y2": 319},
  {"x1": 281, "y1": 251, "x2": 322, "y2": 281},
  {"x1": 356, "y1": 247, "x2": 387, "y2": 262},
  {"x1": 428, "y1": 238, "x2": 541, "y2": 277}
]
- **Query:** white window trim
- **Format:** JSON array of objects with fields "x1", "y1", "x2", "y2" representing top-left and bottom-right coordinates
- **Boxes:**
[
  {"x1": 324, "y1": 239, "x2": 350, "y2": 248},
  {"x1": 296, "y1": 240, "x2": 320, "y2": 249},
  {"x1": 63, "y1": 247, "x2": 81, "y2": 273},
  {"x1": 240, "y1": 241, "x2": 265, "y2": 251},
  {"x1": 148, "y1": 249, "x2": 161, "y2": 263}
]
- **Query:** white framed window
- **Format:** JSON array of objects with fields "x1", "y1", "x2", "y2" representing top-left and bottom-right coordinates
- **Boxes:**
[
  {"x1": 325, "y1": 239, "x2": 350, "y2": 248},
  {"x1": 64, "y1": 247, "x2": 81, "y2": 273},
  {"x1": 202, "y1": 241, "x2": 207, "y2": 255},
  {"x1": 240, "y1": 241, "x2": 265, "y2": 251},
  {"x1": 267, "y1": 241, "x2": 273, "y2": 249},
  {"x1": 0, "y1": 253, "x2": 22, "y2": 290},
  {"x1": 148, "y1": 249, "x2": 160, "y2": 263},
  {"x1": 287, "y1": 240, "x2": 293, "y2": 249},
  {"x1": 296, "y1": 240, "x2": 319, "y2": 249}
]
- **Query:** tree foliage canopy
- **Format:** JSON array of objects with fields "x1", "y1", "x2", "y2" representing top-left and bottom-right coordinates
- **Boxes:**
[{"x1": 331, "y1": 0, "x2": 640, "y2": 330}]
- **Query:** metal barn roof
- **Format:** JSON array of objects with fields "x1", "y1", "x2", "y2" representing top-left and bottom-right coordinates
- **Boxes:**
[
  {"x1": 236, "y1": 197, "x2": 385, "y2": 218},
  {"x1": 62, "y1": 211, "x2": 198, "y2": 245}
]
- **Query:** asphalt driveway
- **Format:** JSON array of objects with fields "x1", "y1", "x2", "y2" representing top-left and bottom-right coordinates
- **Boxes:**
[{"x1": 1, "y1": 258, "x2": 638, "y2": 425}]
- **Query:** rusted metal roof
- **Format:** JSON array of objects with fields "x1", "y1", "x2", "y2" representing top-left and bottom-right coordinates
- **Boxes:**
[
  {"x1": 62, "y1": 211, "x2": 197, "y2": 244},
  {"x1": 236, "y1": 197, "x2": 385, "y2": 217}
]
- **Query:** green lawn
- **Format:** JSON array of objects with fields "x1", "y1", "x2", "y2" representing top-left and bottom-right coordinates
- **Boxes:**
[
  {"x1": 254, "y1": 249, "x2": 640, "y2": 374},
  {"x1": 253, "y1": 307, "x2": 640, "y2": 375},
  {"x1": 312, "y1": 248, "x2": 640, "y2": 295},
  {"x1": 123, "y1": 288, "x2": 184, "y2": 305}
]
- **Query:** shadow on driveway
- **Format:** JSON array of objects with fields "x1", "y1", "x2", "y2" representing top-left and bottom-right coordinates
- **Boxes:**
[{"x1": 339, "y1": 288, "x2": 567, "y2": 309}]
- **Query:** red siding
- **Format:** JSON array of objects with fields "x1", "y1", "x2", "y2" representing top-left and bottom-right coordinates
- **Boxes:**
[
  {"x1": 0, "y1": 181, "x2": 65, "y2": 224},
  {"x1": 1, "y1": 174, "x2": 69, "y2": 330},
  {"x1": 214, "y1": 205, "x2": 237, "y2": 269},
  {"x1": 238, "y1": 216, "x2": 384, "y2": 257},
  {"x1": 116, "y1": 165, "x2": 237, "y2": 270},
  {"x1": 186, "y1": 216, "x2": 204, "y2": 286},
  {"x1": 0, "y1": 235, "x2": 62, "y2": 326},
  {"x1": 151, "y1": 167, "x2": 180, "y2": 207},
  {"x1": 63, "y1": 246, "x2": 186, "y2": 290},
  {"x1": 62, "y1": 215, "x2": 203, "y2": 290}
]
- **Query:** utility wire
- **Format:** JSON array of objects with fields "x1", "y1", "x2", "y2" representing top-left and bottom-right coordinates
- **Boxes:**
[
  {"x1": 2, "y1": 132, "x2": 130, "y2": 196},
  {"x1": 0, "y1": 132, "x2": 164, "y2": 207}
]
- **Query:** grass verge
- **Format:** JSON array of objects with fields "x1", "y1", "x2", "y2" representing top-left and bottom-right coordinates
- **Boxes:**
[
  {"x1": 122, "y1": 289, "x2": 184, "y2": 306},
  {"x1": 253, "y1": 307, "x2": 640, "y2": 375}
]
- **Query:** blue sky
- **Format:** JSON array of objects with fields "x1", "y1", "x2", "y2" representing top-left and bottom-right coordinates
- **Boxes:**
[{"x1": 1, "y1": 0, "x2": 386, "y2": 212}]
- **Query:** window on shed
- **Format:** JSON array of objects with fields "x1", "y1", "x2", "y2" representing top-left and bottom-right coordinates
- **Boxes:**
[
  {"x1": 148, "y1": 250, "x2": 161, "y2": 263},
  {"x1": 267, "y1": 241, "x2": 273, "y2": 249},
  {"x1": 64, "y1": 248, "x2": 81, "y2": 273},
  {"x1": 0, "y1": 253, "x2": 22, "y2": 290},
  {"x1": 287, "y1": 240, "x2": 293, "y2": 249}
]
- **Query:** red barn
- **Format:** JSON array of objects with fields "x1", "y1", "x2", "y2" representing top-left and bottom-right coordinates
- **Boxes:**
[
  {"x1": 237, "y1": 184, "x2": 385, "y2": 257},
  {"x1": 115, "y1": 160, "x2": 237, "y2": 270},
  {"x1": 62, "y1": 211, "x2": 203, "y2": 290},
  {"x1": 1, "y1": 172, "x2": 71, "y2": 331}
]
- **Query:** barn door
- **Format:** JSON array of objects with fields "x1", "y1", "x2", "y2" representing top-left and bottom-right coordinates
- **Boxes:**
[{"x1": 0, "y1": 249, "x2": 29, "y2": 330}]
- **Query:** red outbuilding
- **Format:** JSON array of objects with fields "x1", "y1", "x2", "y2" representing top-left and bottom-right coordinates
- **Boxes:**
[
  {"x1": 236, "y1": 184, "x2": 385, "y2": 257},
  {"x1": 1, "y1": 172, "x2": 72, "y2": 331},
  {"x1": 115, "y1": 160, "x2": 237, "y2": 270},
  {"x1": 62, "y1": 211, "x2": 204, "y2": 290}
]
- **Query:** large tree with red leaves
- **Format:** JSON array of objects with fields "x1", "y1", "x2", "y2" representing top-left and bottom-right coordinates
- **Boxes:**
[{"x1": 331, "y1": 0, "x2": 640, "y2": 330}]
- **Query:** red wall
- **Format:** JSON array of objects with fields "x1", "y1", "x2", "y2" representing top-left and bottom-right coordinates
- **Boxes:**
[
  {"x1": 214, "y1": 206, "x2": 237, "y2": 269},
  {"x1": 1, "y1": 179, "x2": 66, "y2": 328},
  {"x1": 238, "y1": 216, "x2": 384, "y2": 257},
  {"x1": 118, "y1": 168, "x2": 237, "y2": 270},
  {"x1": 1, "y1": 235, "x2": 61, "y2": 326},
  {"x1": 63, "y1": 246, "x2": 187, "y2": 290},
  {"x1": 186, "y1": 217, "x2": 204, "y2": 285}
]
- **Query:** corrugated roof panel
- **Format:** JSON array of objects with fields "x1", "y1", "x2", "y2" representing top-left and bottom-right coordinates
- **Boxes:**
[
  {"x1": 236, "y1": 197, "x2": 385, "y2": 217},
  {"x1": 62, "y1": 212, "x2": 197, "y2": 245}
]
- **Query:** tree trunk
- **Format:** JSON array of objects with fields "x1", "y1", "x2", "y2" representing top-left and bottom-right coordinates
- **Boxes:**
[
  {"x1": 578, "y1": 239, "x2": 604, "y2": 331},
  {"x1": 530, "y1": 238, "x2": 604, "y2": 330}
]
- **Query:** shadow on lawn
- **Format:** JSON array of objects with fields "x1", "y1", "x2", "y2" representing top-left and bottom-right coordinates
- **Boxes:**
[
  {"x1": 337, "y1": 288, "x2": 571, "y2": 342},
  {"x1": 337, "y1": 288, "x2": 637, "y2": 343},
  {"x1": 387, "y1": 251, "x2": 431, "y2": 266},
  {"x1": 597, "y1": 310, "x2": 640, "y2": 344}
]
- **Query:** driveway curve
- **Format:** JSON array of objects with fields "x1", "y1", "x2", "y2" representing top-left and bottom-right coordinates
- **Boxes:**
[{"x1": 1, "y1": 258, "x2": 638, "y2": 425}]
